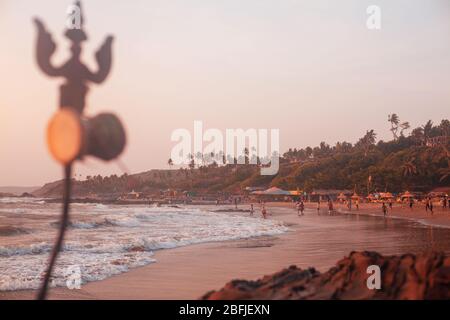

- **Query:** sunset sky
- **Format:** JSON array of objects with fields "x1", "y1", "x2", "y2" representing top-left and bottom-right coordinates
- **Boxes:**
[{"x1": 0, "y1": 0, "x2": 449, "y2": 186}]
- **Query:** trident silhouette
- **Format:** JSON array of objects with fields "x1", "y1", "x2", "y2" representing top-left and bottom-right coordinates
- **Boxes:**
[
  {"x1": 34, "y1": 1, "x2": 126, "y2": 299},
  {"x1": 34, "y1": 1, "x2": 113, "y2": 114}
]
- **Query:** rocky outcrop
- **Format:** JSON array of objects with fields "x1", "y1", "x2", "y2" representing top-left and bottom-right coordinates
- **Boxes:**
[
  {"x1": 202, "y1": 251, "x2": 450, "y2": 300},
  {"x1": 32, "y1": 180, "x2": 65, "y2": 198}
]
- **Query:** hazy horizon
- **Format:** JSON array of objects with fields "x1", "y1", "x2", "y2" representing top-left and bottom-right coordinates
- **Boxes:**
[{"x1": 1, "y1": 0, "x2": 449, "y2": 186}]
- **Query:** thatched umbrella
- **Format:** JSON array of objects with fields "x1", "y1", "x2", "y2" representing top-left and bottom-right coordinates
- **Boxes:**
[
  {"x1": 337, "y1": 193, "x2": 347, "y2": 201},
  {"x1": 401, "y1": 191, "x2": 414, "y2": 199},
  {"x1": 351, "y1": 193, "x2": 360, "y2": 200},
  {"x1": 380, "y1": 192, "x2": 394, "y2": 199}
]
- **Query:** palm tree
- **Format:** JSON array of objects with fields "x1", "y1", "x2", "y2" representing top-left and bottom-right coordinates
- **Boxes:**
[
  {"x1": 167, "y1": 158, "x2": 173, "y2": 168},
  {"x1": 439, "y1": 167, "x2": 450, "y2": 182},
  {"x1": 357, "y1": 130, "x2": 377, "y2": 156},
  {"x1": 402, "y1": 158, "x2": 417, "y2": 177},
  {"x1": 438, "y1": 119, "x2": 450, "y2": 137},
  {"x1": 244, "y1": 147, "x2": 249, "y2": 165},
  {"x1": 195, "y1": 152, "x2": 204, "y2": 166},
  {"x1": 388, "y1": 114, "x2": 400, "y2": 140},
  {"x1": 365, "y1": 130, "x2": 377, "y2": 156},
  {"x1": 422, "y1": 120, "x2": 434, "y2": 142},
  {"x1": 305, "y1": 147, "x2": 313, "y2": 159},
  {"x1": 411, "y1": 127, "x2": 425, "y2": 145},
  {"x1": 399, "y1": 122, "x2": 410, "y2": 137},
  {"x1": 188, "y1": 154, "x2": 195, "y2": 170}
]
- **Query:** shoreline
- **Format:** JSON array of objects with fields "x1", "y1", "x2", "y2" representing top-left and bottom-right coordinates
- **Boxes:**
[
  {"x1": 1, "y1": 202, "x2": 450, "y2": 300},
  {"x1": 320, "y1": 202, "x2": 450, "y2": 228},
  {"x1": 265, "y1": 201, "x2": 450, "y2": 228},
  {"x1": 0, "y1": 207, "x2": 300, "y2": 300}
]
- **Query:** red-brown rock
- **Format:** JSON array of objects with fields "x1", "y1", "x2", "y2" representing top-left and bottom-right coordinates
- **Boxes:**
[{"x1": 202, "y1": 251, "x2": 450, "y2": 300}]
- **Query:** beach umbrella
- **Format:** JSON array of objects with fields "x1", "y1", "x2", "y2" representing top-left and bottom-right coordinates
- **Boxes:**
[
  {"x1": 351, "y1": 193, "x2": 360, "y2": 200},
  {"x1": 262, "y1": 187, "x2": 291, "y2": 195},
  {"x1": 337, "y1": 193, "x2": 347, "y2": 200},
  {"x1": 401, "y1": 191, "x2": 414, "y2": 199},
  {"x1": 251, "y1": 190, "x2": 264, "y2": 195},
  {"x1": 380, "y1": 192, "x2": 394, "y2": 199}
]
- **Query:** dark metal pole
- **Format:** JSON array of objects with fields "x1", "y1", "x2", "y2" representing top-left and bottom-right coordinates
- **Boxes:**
[{"x1": 37, "y1": 164, "x2": 72, "y2": 300}]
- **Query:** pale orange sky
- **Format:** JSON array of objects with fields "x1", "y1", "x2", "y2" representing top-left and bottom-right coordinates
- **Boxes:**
[{"x1": 0, "y1": 0, "x2": 449, "y2": 186}]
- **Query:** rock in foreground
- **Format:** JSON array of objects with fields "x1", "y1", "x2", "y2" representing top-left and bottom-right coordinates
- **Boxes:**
[{"x1": 202, "y1": 251, "x2": 450, "y2": 300}]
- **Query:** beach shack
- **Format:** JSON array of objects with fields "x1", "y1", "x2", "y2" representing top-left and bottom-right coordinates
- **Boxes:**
[
  {"x1": 310, "y1": 189, "x2": 352, "y2": 202},
  {"x1": 245, "y1": 186, "x2": 266, "y2": 200},
  {"x1": 351, "y1": 193, "x2": 361, "y2": 203},
  {"x1": 427, "y1": 191, "x2": 449, "y2": 203},
  {"x1": 366, "y1": 194, "x2": 377, "y2": 203},
  {"x1": 400, "y1": 191, "x2": 415, "y2": 202},
  {"x1": 379, "y1": 192, "x2": 394, "y2": 202},
  {"x1": 252, "y1": 187, "x2": 291, "y2": 201},
  {"x1": 288, "y1": 189, "x2": 303, "y2": 201},
  {"x1": 119, "y1": 190, "x2": 142, "y2": 200},
  {"x1": 337, "y1": 193, "x2": 348, "y2": 203}
]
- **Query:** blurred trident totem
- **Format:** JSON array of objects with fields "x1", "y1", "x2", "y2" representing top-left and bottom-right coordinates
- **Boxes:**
[
  {"x1": 34, "y1": 1, "x2": 126, "y2": 299},
  {"x1": 35, "y1": 0, "x2": 113, "y2": 114}
]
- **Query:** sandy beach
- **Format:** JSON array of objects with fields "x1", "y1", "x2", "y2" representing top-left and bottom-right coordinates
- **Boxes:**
[
  {"x1": 1, "y1": 201, "x2": 450, "y2": 300},
  {"x1": 325, "y1": 202, "x2": 450, "y2": 228}
]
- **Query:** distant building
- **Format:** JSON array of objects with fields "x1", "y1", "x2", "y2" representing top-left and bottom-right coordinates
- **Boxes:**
[{"x1": 118, "y1": 190, "x2": 143, "y2": 200}]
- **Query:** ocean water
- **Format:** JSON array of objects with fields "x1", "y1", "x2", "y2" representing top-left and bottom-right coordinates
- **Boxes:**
[{"x1": 0, "y1": 198, "x2": 288, "y2": 291}]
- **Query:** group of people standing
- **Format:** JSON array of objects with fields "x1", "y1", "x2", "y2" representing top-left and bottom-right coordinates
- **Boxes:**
[
  {"x1": 406, "y1": 196, "x2": 449, "y2": 213},
  {"x1": 383, "y1": 195, "x2": 449, "y2": 217},
  {"x1": 345, "y1": 199, "x2": 360, "y2": 211},
  {"x1": 247, "y1": 194, "x2": 449, "y2": 220},
  {"x1": 314, "y1": 199, "x2": 335, "y2": 215},
  {"x1": 250, "y1": 202, "x2": 268, "y2": 219}
]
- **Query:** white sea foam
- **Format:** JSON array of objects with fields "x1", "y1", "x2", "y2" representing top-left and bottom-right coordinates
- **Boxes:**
[
  {"x1": 0, "y1": 199, "x2": 288, "y2": 291},
  {"x1": 0, "y1": 208, "x2": 27, "y2": 214},
  {"x1": 0, "y1": 197, "x2": 45, "y2": 204},
  {"x1": 69, "y1": 221, "x2": 98, "y2": 229}
]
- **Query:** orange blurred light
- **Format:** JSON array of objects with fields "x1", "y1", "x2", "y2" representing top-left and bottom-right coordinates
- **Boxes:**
[{"x1": 47, "y1": 108, "x2": 82, "y2": 164}]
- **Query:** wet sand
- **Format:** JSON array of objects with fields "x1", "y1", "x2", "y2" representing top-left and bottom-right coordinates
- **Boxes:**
[
  {"x1": 302, "y1": 201, "x2": 450, "y2": 228},
  {"x1": 2, "y1": 203, "x2": 450, "y2": 300}
]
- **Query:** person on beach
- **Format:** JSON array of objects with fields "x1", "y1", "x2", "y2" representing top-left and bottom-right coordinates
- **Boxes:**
[
  {"x1": 429, "y1": 199, "x2": 434, "y2": 215},
  {"x1": 328, "y1": 200, "x2": 334, "y2": 215},
  {"x1": 317, "y1": 200, "x2": 321, "y2": 214},
  {"x1": 296, "y1": 201, "x2": 304, "y2": 216},
  {"x1": 388, "y1": 199, "x2": 393, "y2": 211},
  {"x1": 425, "y1": 198, "x2": 430, "y2": 212},
  {"x1": 443, "y1": 196, "x2": 448, "y2": 209},
  {"x1": 355, "y1": 199, "x2": 359, "y2": 210},
  {"x1": 382, "y1": 202, "x2": 388, "y2": 217},
  {"x1": 250, "y1": 203, "x2": 254, "y2": 216},
  {"x1": 409, "y1": 198, "x2": 414, "y2": 210},
  {"x1": 261, "y1": 205, "x2": 267, "y2": 219}
]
